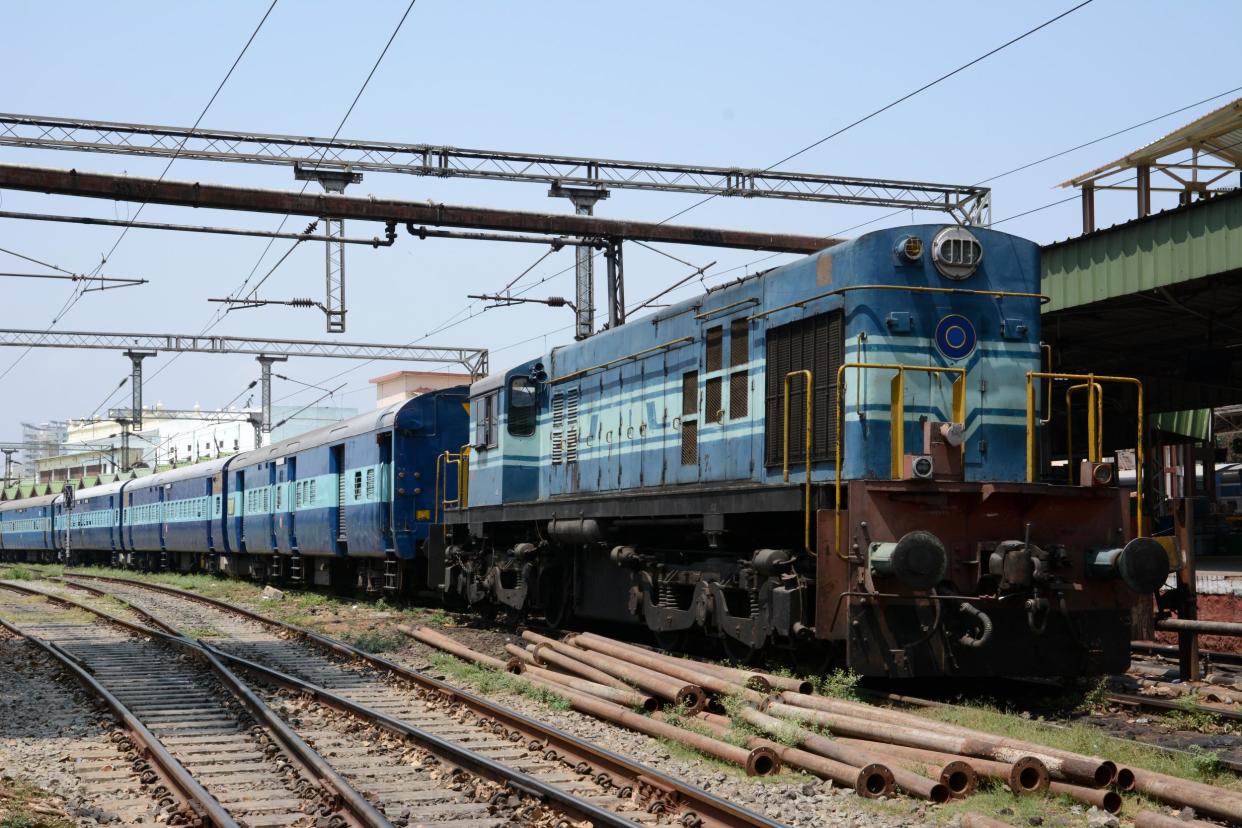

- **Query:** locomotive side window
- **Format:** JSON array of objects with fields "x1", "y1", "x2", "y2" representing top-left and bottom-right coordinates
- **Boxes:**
[
  {"x1": 507, "y1": 376, "x2": 538, "y2": 437},
  {"x1": 764, "y1": 311, "x2": 843, "y2": 466},
  {"x1": 475, "y1": 391, "x2": 499, "y2": 448},
  {"x1": 729, "y1": 318, "x2": 749, "y2": 420}
]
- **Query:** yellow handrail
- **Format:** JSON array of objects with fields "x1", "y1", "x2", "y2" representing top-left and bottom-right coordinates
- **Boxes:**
[
  {"x1": 1026, "y1": 371, "x2": 1143, "y2": 536},
  {"x1": 833, "y1": 362, "x2": 967, "y2": 560},
  {"x1": 1065, "y1": 381, "x2": 1103, "y2": 481},
  {"x1": 1039, "y1": 342, "x2": 1054, "y2": 425},
  {"x1": 782, "y1": 370, "x2": 813, "y2": 552},
  {"x1": 435, "y1": 445, "x2": 472, "y2": 521}
]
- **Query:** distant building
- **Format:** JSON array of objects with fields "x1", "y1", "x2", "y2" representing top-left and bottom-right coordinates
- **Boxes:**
[
  {"x1": 19, "y1": 420, "x2": 68, "y2": 469},
  {"x1": 369, "y1": 371, "x2": 473, "y2": 409}
]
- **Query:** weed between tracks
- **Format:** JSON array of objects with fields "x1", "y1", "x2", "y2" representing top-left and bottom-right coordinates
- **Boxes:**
[
  {"x1": 0, "y1": 778, "x2": 74, "y2": 828},
  {"x1": 428, "y1": 652, "x2": 572, "y2": 711}
]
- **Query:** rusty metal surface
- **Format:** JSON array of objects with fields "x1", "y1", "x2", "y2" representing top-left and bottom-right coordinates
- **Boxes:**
[{"x1": 0, "y1": 163, "x2": 837, "y2": 254}]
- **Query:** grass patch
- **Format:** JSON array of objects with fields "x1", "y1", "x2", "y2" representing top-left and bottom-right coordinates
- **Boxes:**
[
  {"x1": 0, "y1": 566, "x2": 37, "y2": 581},
  {"x1": 342, "y1": 628, "x2": 408, "y2": 653},
  {"x1": 813, "y1": 668, "x2": 860, "y2": 700},
  {"x1": 428, "y1": 652, "x2": 571, "y2": 711},
  {"x1": 1164, "y1": 694, "x2": 1225, "y2": 733},
  {"x1": 0, "y1": 778, "x2": 74, "y2": 828},
  {"x1": 921, "y1": 699, "x2": 1237, "y2": 789}
]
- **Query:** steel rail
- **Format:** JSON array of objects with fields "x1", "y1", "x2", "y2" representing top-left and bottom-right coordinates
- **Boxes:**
[
  {"x1": 0, "y1": 580, "x2": 391, "y2": 828},
  {"x1": 55, "y1": 577, "x2": 649, "y2": 828},
  {"x1": 64, "y1": 572, "x2": 787, "y2": 828},
  {"x1": 0, "y1": 613, "x2": 238, "y2": 828}
]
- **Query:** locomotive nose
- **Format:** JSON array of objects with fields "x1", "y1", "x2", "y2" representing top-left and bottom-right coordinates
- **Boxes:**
[{"x1": 869, "y1": 530, "x2": 948, "y2": 590}]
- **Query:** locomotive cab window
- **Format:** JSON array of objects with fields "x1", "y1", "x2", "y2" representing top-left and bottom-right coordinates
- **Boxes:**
[
  {"x1": 475, "y1": 391, "x2": 499, "y2": 449},
  {"x1": 507, "y1": 376, "x2": 538, "y2": 437}
]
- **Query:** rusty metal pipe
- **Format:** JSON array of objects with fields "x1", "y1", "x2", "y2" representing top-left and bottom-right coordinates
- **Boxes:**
[
  {"x1": 961, "y1": 814, "x2": 1017, "y2": 828},
  {"x1": 1048, "y1": 781, "x2": 1121, "y2": 814},
  {"x1": 1135, "y1": 809, "x2": 1229, "y2": 828},
  {"x1": 571, "y1": 632, "x2": 768, "y2": 705},
  {"x1": 833, "y1": 738, "x2": 974, "y2": 797},
  {"x1": 765, "y1": 701, "x2": 1110, "y2": 787},
  {"x1": 560, "y1": 691, "x2": 777, "y2": 775},
  {"x1": 837, "y1": 738, "x2": 1048, "y2": 796},
  {"x1": 522, "y1": 631, "x2": 705, "y2": 712},
  {"x1": 526, "y1": 642, "x2": 635, "y2": 692},
  {"x1": 1130, "y1": 768, "x2": 1242, "y2": 825},
  {"x1": 778, "y1": 692, "x2": 1112, "y2": 785},
  {"x1": 595, "y1": 635, "x2": 809, "y2": 693},
  {"x1": 401, "y1": 624, "x2": 514, "y2": 672},
  {"x1": 692, "y1": 712, "x2": 895, "y2": 798},
  {"x1": 739, "y1": 707, "x2": 947, "y2": 803},
  {"x1": 1157, "y1": 618, "x2": 1242, "y2": 637},
  {"x1": 1114, "y1": 767, "x2": 1136, "y2": 791},
  {"x1": 505, "y1": 643, "x2": 536, "y2": 666},
  {"x1": 523, "y1": 664, "x2": 658, "y2": 712}
]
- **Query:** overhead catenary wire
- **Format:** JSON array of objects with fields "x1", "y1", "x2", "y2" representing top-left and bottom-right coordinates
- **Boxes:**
[
  {"x1": 90, "y1": 0, "x2": 419, "y2": 418},
  {"x1": 0, "y1": 0, "x2": 279, "y2": 387},
  {"x1": 273, "y1": 87, "x2": 1242, "y2": 407}
]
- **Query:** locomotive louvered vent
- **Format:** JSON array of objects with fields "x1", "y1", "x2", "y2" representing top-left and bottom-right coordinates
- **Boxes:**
[
  {"x1": 730, "y1": 371, "x2": 748, "y2": 418},
  {"x1": 551, "y1": 392, "x2": 564, "y2": 464},
  {"x1": 729, "y1": 317, "x2": 749, "y2": 419},
  {"x1": 565, "y1": 388, "x2": 580, "y2": 463},
  {"x1": 706, "y1": 377, "x2": 723, "y2": 423},
  {"x1": 706, "y1": 325, "x2": 723, "y2": 372},
  {"x1": 681, "y1": 419, "x2": 698, "y2": 466},
  {"x1": 682, "y1": 371, "x2": 698, "y2": 415},
  {"x1": 765, "y1": 310, "x2": 843, "y2": 466}
]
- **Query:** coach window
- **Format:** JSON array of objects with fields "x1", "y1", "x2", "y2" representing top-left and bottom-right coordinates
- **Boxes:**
[
  {"x1": 507, "y1": 376, "x2": 538, "y2": 437},
  {"x1": 475, "y1": 391, "x2": 499, "y2": 449}
]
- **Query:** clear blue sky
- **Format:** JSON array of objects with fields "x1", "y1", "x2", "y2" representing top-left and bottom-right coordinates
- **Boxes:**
[{"x1": 1, "y1": 0, "x2": 1238, "y2": 440}]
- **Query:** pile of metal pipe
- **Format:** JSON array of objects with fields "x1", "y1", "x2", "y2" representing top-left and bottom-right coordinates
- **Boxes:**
[{"x1": 406, "y1": 625, "x2": 1242, "y2": 819}]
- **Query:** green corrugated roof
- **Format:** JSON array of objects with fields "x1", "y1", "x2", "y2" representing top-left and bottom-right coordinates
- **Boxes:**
[
  {"x1": 1152, "y1": 408, "x2": 1212, "y2": 442},
  {"x1": 1042, "y1": 189, "x2": 1242, "y2": 312}
]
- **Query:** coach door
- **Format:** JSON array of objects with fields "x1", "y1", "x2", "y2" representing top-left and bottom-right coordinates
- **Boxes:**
[
  {"x1": 207, "y1": 474, "x2": 220, "y2": 551},
  {"x1": 332, "y1": 444, "x2": 347, "y2": 554},
  {"x1": 234, "y1": 470, "x2": 246, "y2": 551},
  {"x1": 284, "y1": 457, "x2": 297, "y2": 553}
]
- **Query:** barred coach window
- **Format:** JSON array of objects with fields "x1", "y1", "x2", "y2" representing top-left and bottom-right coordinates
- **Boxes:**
[{"x1": 508, "y1": 376, "x2": 538, "y2": 437}]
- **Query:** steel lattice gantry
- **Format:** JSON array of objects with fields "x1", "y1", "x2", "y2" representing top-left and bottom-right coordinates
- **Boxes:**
[
  {"x1": 0, "y1": 112, "x2": 992, "y2": 221},
  {"x1": 0, "y1": 327, "x2": 487, "y2": 445},
  {"x1": 0, "y1": 112, "x2": 991, "y2": 336}
]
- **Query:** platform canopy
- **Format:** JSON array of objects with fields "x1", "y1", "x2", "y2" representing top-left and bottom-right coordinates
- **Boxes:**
[{"x1": 1061, "y1": 96, "x2": 1242, "y2": 233}]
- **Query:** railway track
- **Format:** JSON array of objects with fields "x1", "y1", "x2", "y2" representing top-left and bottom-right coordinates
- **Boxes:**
[
  {"x1": 49, "y1": 572, "x2": 786, "y2": 828},
  {"x1": 0, "y1": 583, "x2": 385, "y2": 827}
]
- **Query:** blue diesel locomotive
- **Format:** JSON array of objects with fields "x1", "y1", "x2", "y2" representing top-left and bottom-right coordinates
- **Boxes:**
[
  {"x1": 1, "y1": 223, "x2": 1168, "y2": 678},
  {"x1": 438, "y1": 224, "x2": 1169, "y2": 678}
]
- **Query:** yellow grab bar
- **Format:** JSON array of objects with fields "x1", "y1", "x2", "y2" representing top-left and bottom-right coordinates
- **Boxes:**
[
  {"x1": 1026, "y1": 371, "x2": 1143, "y2": 536},
  {"x1": 833, "y1": 362, "x2": 967, "y2": 560},
  {"x1": 1066, "y1": 381, "x2": 1104, "y2": 481}
]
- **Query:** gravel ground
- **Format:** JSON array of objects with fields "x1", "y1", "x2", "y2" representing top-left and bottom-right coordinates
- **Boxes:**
[{"x1": 0, "y1": 631, "x2": 163, "y2": 825}]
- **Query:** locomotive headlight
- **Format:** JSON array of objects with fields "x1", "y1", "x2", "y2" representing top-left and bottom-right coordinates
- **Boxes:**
[
  {"x1": 895, "y1": 235, "x2": 924, "y2": 262},
  {"x1": 931, "y1": 227, "x2": 983, "y2": 280}
]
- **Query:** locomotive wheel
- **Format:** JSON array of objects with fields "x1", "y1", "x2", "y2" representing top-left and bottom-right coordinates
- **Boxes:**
[
  {"x1": 786, "y1": 640, "x2": 834, "y2": 676},
  {"x1": 720, "y1": 635, "x2": 762, "y2": 666},
  {"x1": 538, "y1": 566, "x2": 573, "y2": 630},
  {"x1": 653, "y1": 629, "x2": 690, "y2": 653}
]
